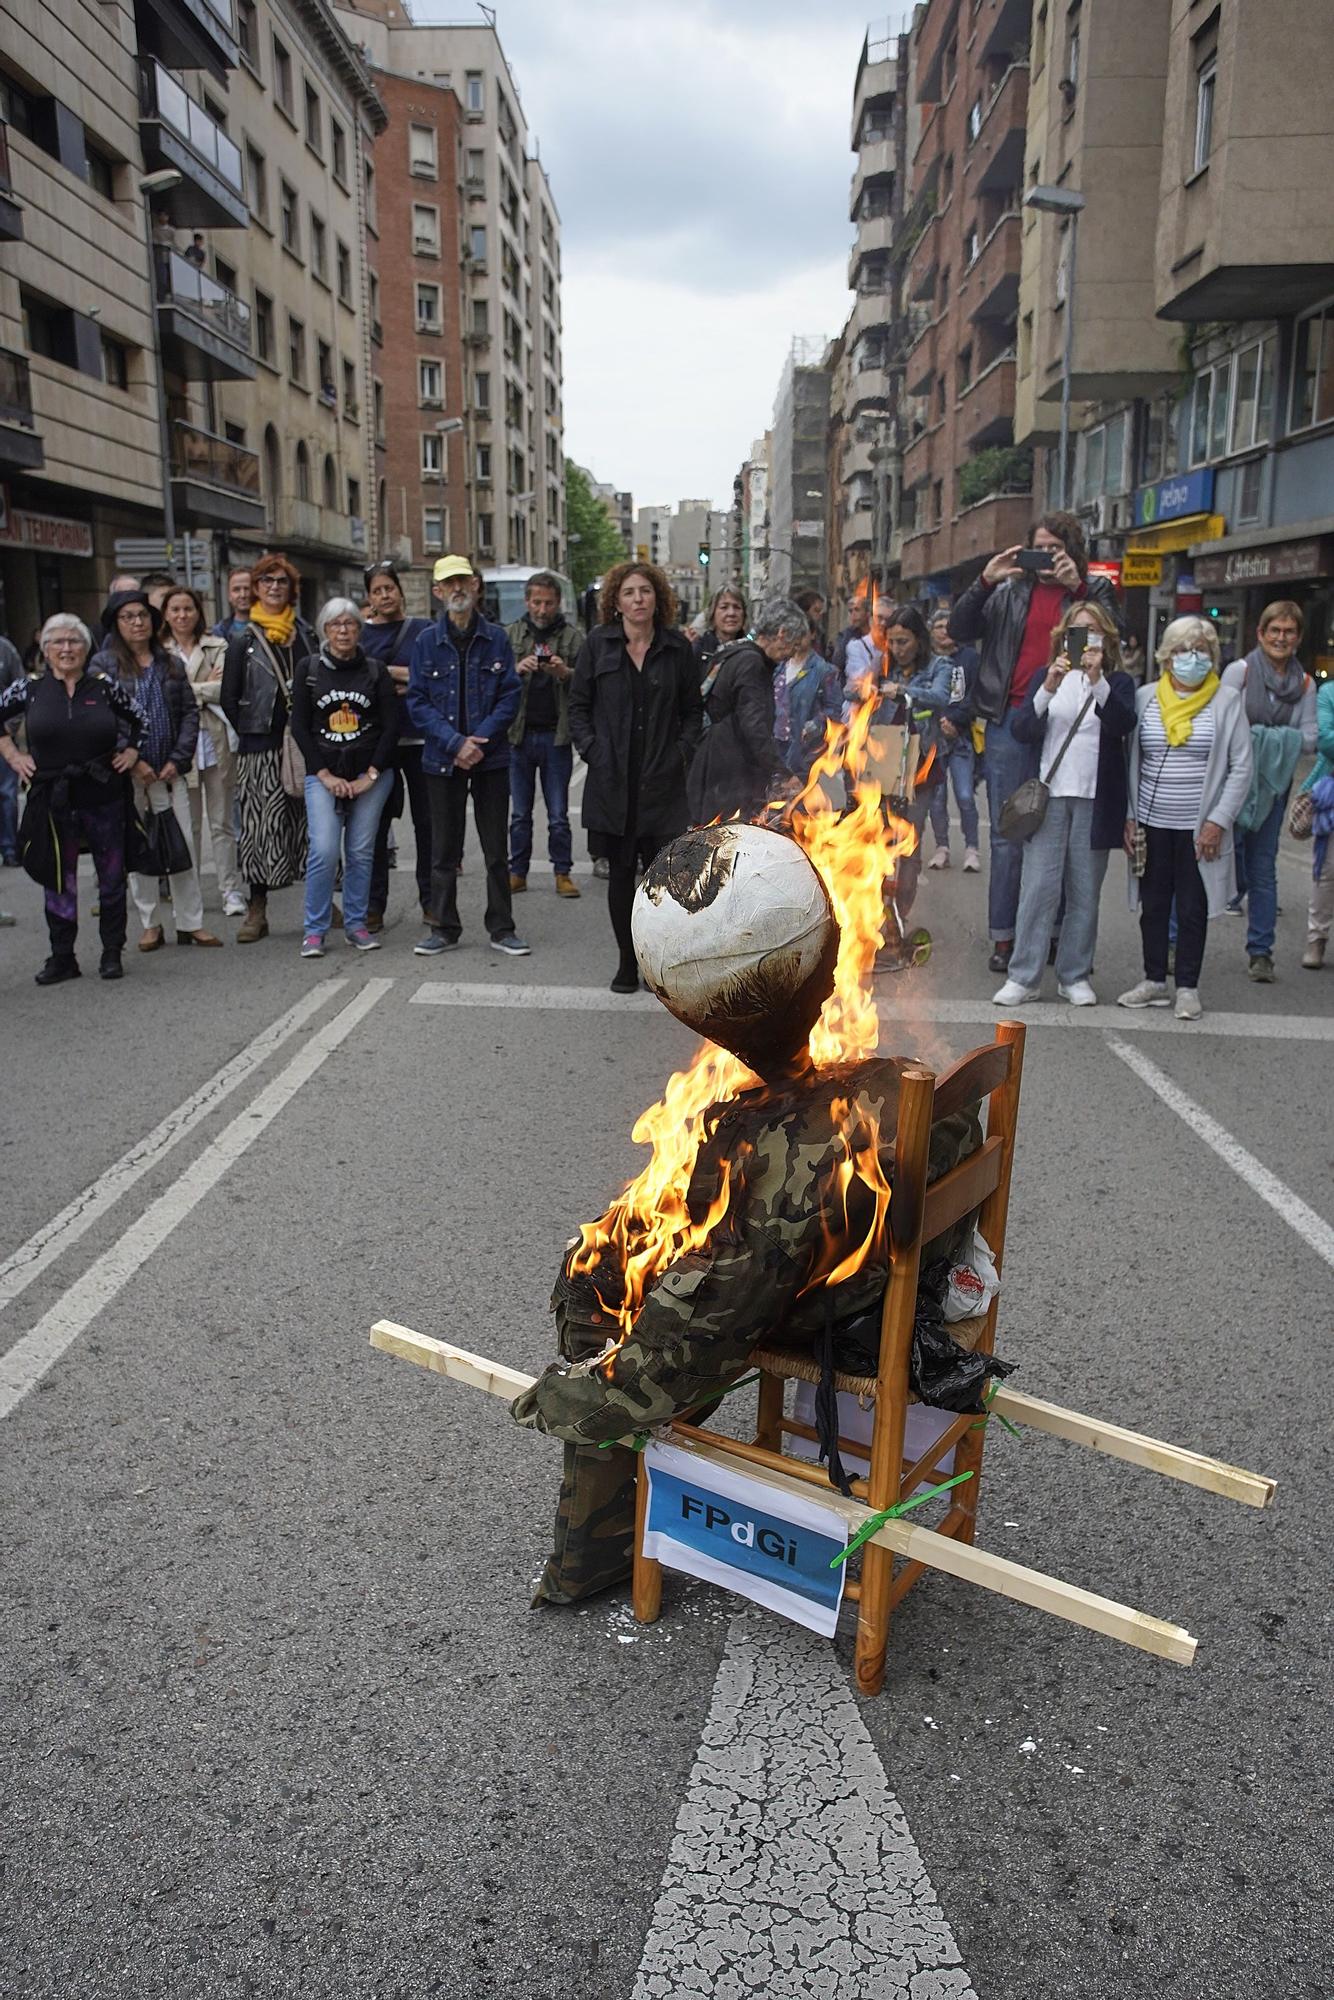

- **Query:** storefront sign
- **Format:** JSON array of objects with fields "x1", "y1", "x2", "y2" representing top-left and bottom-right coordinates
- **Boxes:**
[
  {"x1": 1134, "y1": 468, "x2": 1215, "y2": 529},
  {"x1": 0, "y1": 495, "x2": 94, "y2": 560},
  {"x1": 1088, "y1": 559, "x2": 1122, "y2": 585},
  {"x1": 641, "y1": 1439, "x2": 848, "y2": 1636},
  {"x1": 1192, "y1": 537, "x2": 1333, "y2": 589},
  {"x1": 1125, "y1": 513, "x2": 1225, "y2": 556},
  {"x1": 1122, "y1": 553, "x2": 1164, "y2": 587}
]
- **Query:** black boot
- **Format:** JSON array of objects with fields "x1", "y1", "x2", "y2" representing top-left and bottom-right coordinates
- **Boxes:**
[
  {"x1": 988, "y1": 940, "x2": 1012, "y2": 975},
  {"x1": 610, "y1": 960, "x2": 640, "y2": 994},
  {"x1": 99, "y1": 948, "x2": 124, "y2": 980},
  {"x1": 36, "y1": 954, "x2": 81, "y2": 986}
]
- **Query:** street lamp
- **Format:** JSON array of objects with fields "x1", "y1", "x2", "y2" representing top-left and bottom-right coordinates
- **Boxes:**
[
  {"x1": 139, "y1": 169, "x2": 184, "y2": 567},
  {"x1": 1023, "y1": 183, "x2": 1086, "y2": 512}
]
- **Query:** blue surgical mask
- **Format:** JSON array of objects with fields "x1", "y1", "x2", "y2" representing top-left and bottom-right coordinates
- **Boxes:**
[{"x1": 1170, "y1": 649, "x2": 1212, "y2": 687}]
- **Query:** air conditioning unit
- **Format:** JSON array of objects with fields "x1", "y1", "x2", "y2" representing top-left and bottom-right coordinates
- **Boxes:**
[
  {"x1": 1108, "y1": 495, "x2": 1130, "y2": 531},
  {"x1": 1081, "y1": 496, "x2": 1110, "y2": 533}
]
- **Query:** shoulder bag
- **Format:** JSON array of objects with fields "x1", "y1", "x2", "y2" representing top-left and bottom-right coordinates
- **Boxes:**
[{"x1": 998, "y1": 688, "x2": 1097, "y2": 842}]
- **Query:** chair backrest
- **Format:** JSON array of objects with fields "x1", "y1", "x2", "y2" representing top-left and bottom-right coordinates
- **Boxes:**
[{"x1": 887, "y1": 1020, "x2": 1027, "y2": 1278}]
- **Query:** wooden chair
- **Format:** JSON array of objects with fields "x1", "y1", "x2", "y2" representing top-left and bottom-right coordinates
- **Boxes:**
[{"x1": 630, "y1": 1019, "x2": 1027, "y2": 1697}]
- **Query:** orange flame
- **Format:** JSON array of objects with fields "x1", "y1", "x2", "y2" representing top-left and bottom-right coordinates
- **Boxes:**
[
  {"x1": 914, "y1": 741, "x2": 937, "y2": 789},
  {"x1": 570, "y1": 687, "x2": 920, "y2": 1353}
]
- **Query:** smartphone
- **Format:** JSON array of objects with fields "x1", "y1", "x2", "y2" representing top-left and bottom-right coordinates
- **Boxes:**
[
  {"x1": 1015, "y1": 549, "x2": 1053, "y2": 574},
  {"x1": 1065, "y1": 627, "x2": 1087, "y2": 668}
]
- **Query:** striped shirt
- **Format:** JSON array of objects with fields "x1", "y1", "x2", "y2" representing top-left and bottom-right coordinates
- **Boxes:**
[{"x1": 1137, "y1": 698, "x2": 1216, "y2": 829}]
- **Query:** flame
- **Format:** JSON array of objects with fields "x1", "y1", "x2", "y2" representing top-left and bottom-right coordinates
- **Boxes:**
[
  {"x1": 570, "y1": 686, "x2": 920, "y2": 1357},
  {"x1": 914, "y1": 741, "x2": 937, "y2": 789}
]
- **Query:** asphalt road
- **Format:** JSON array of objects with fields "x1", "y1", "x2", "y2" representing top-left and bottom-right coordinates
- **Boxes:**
[{"x1": 1, "y1": 795, "x2": 1330, "y2": 2000}]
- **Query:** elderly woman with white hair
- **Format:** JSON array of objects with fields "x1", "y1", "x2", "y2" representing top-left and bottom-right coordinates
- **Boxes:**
[
  {"x1": 0, "y1": 613, "x2": 145, "y2": 984},
  {"x1": 1119, "y1": 614, "x2": 1252, "y2": 1021},
  {"x1": 290, "y1": 596, "x2": 398, "y2": 956}
]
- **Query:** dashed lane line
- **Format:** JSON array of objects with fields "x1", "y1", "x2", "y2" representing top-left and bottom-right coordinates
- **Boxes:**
[
  {"x1": 0, "y1": 981, "x2": 347, "y2": 1315},
  {"x1": 1109, "y1": 1035, "x2": 1334, "y2": 1274},
  {"x1": 0, "y1": 979, "x2": 393, "y2": 1421},
  {"x1": 408, "y1": 980, "x2": 1334, "y2": 1040},
  {"x1": 632, "y1": 1611, "x2": 976, "y2": 2000}
]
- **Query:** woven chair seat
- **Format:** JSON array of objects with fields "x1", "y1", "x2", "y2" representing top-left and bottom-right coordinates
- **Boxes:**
[{"x1": 749, "y1": 1312, "x2": 990, "y2": 1401}]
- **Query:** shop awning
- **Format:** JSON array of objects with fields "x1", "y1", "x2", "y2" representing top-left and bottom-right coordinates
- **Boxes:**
[{"x1": 1124, "y1": 513, "x2": 1225, "y2": 556}]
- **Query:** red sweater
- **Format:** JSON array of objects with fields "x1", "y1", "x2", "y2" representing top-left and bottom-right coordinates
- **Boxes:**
[{"x1": 1009, "y1": 580, "x2": 1086, "y2": 709}]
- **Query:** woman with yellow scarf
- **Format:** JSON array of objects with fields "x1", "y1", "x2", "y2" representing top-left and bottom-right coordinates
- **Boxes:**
[
  {"x1": 1119, "y1": 616, "x2": 1252, "y2": 1021},
  {"x1": 219, "y1": 553, "x2": 316, "y2": 942}
]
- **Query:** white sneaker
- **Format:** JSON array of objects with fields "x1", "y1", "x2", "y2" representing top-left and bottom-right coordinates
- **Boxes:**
[
  {"x1": 1117, "y1": 979, "x2": 1171, "y2": 1008},
  {"x1": 1058, "y1": 979, "x2": 1098, "y2": 1007},
  {"x1": 1174, "y1": 986, "x2": 1203, "y2": 1020},
  {"x1": 223, "y1": 890, "x2": 247, "y2": 917},
  {"x1": 962, "y1": 847, "x2": 981, "y2": 872},
  {"x1": 929, "y1": 849, "x2": 950, "y2": 870},
  {"x1": 993, "y1": 979, "x2": 1040, "y2": 1005}
]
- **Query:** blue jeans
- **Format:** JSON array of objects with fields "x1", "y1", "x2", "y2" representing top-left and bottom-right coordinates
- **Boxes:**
[
  {"x1": 984, "y1": 713, "x2": 1042, "y2": 942},
  {"x1": 0, "y1": 756, "x2": 17, "y2": 860},
  {"x1": 303, "y1": 769, "x2": 392, "y2": 935},
  {"x1": 927, "y1": 740, "x2": 980, "y2": 849},
  {"x1": 508, "y1": 730, "x2": 573, "y2": 875},
  {"x1": 1007, "y1": 797, "x2": 1109, "y2": 988},
  {"x1": 1241, "y1": 790, "x2": 1286, "y2": 958}
]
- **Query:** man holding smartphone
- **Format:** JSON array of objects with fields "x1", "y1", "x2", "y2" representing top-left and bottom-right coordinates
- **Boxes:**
[{"x1": 948, "y1": 512, "x2": 1121, "y2": 974}]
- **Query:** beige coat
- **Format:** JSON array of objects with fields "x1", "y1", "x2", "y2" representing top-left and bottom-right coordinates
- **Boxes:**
[{"x1": 171, "y1": 634, "x2": 235, "y2": 783}]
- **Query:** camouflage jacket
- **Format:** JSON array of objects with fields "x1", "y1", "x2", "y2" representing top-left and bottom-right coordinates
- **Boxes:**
[{"x1": 511, "y1": 1057, "x2": 980, "y2": 1447}]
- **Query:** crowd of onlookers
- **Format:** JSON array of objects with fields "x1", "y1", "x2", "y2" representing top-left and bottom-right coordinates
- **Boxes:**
[{"x1": 1, "y1": 511, "x2": 1329, "y2": 1013}]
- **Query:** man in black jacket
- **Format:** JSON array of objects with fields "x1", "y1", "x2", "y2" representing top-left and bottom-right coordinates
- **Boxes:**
[{"x1": 948, "y1": 512, "x2": 1120, "y2": 973}]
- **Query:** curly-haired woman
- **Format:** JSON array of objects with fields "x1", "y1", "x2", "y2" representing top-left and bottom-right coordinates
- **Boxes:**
[{"x1": 568, "y1": 561, "x2": 703, "y2": 992}]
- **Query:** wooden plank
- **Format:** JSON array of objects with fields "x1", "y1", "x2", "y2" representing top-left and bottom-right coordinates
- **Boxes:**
[
  {"x1": 932, "y1": 1043, "x2": 1012, "y2": 1123},
  {"x1": 920, "y1": 1135, "x2": 1003, "y2": 1245},
  {"x1": 369, "y1": 1321, "x2": 535, "y2": 1400},
  {"x1": 989, "y1": 1385, "x2": 1276, "y2": 1510},
  {"x1": 662, "y1": 1427, "x2": 1198, "y2": 1667}
]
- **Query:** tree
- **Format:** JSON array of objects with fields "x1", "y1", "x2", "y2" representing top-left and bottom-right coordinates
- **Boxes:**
[{"x1": 564, "y1": 460, "x2": 626, "y2": 593}]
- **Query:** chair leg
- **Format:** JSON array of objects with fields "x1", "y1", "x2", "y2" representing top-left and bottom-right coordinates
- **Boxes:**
[
  {"x1": 754, "y1": 1371, "x2": 784, "y2": 1451},
  {"x1": 950, "y1": 1414, "x2": 988, "y2": 1547},
  {"x1": 854, "y1": 1543, "x2": 893, "y2": 1696},
  {"x1": 631, "y1": 1454, "x2": 663, "y2": 1624}
]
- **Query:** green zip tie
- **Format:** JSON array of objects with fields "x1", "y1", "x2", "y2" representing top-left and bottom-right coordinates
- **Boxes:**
[
  {"x1": 829, "y1": 1470, "x2": 975, "y2": 1569},
  {"x1": 984, "y1": 1380, "x2": 1023, "y2": 1440},
  {"x1": 597, "y1": 1430, "x2": 650, "y2": 1453}
]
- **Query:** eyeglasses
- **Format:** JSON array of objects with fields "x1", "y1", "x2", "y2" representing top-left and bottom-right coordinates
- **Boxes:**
[
  {"x1": 255, "y1": 576, "x2": 288, "y2": 590},
  {"x1": 47, "y1": 637, "x2": 85, "y2": 650}
]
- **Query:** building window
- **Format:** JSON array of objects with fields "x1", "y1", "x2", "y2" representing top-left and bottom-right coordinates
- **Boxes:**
[
  {"x1": 373, "y1": 379, "x2": 386, "y2": 445},
  {"x1": 419, "y1": 358, "x2": 444, "y2": 405},
  {"x1": 409, "y1": 123, "x2": 438, "y2": 177},
  {"x1": 254, "y1": 289, "x2": 273, "y2": 364},
  {"x1": 295, "y1": 439, "x2": 310, "y2": 501},
  {"x1": 1192, "y1": 15, "x2": 1219, "y2": 175},
  {"x1": 303, "y1": 81, "x2": 322, "y2": 155},
  {"x1": 1230, "y1": 336, "x2": 1275, "y2": 452},
  {"x1": 237, "y1": 0, "x2": 258, "y2": 68},
  {"x1": 246, "y1": 144, "x2": 267, "y2": 224},
  {"x1": 415, "y1": 282, "x2": 441, "y2": 330},
  {"x1": 472, "y1": 299, "x2": 489, "y2": 336},
  {"x1": 317, "y1": 337, "x2": 334, "y2": 402},
  {"x1": 469, "y1": 224, "x2": 487, "y2": 264},
  {"x1": 330, "y1": 119, "x2": 347, "y2": 186},
  {"x1": 476, "y1": 443, "x2": 492, "y2": 480},
  {"x1": 86, "y1": 145, "x2": 116, "y2": 201},
  {"x1": 280, "y1": 179, "x2": 299, "y2": 255},
  {"x1": 465, "y1": 71, "x2": 484, "y2": 114},
  {"x1": 336, "y1": 238, "x2": 352, "y2": 305},
  {"x1": 322, "y1": 452, "x2": 337, "y2": 508},
  {"x1": 1291, "y1": 303, "x2": 1334, "y2": 431},
  {"x1": 465, "y1": 147, "x2": 484, "y2": 186},
  {"x1": 474, "y1": 370, "x2": 491, "y2": 410},
  {"x1": 101, "y1": 336, "x2": 129, "y2": 390},
  {"x1": 369, "y1": 271, "x2": 381, "y2": 338},
  {"x1": 477, "y1": 511, "x2": 494, "y2": 549},
  {"x1": 272, "y1": 36, "x2": 293, "y2": 117},
  {"x1": 422, "y1": 506, "x2": 445, "y2": 552},
  {"x1": 422, "y1": 432, "x2": 443, "y2": 475},
  {"x1": 310, "y1": 211, "x2": 327, "y2": 282},
  {"x1": 1065, "y1": 2, "x2": 1081, "y2": 87},
  {"x1": 1236, "y1": 456, "x2": 1263, "y2": 525},
  {"x1": 364, "y1": 159, "x2": 378, "y2": 233},
  {"x1": 348, "y1": 475, "x2": 361, "y2": 517},
  {"x1": 412, "y1": 203, "x2": 440, "y2": 256},
  {"x1": 342, "y1": 358, "x2": 358, "y2": 415},
  {"x1": 288, "y1": 313, "x2": 306, "y2": 384},
  {"x1": 964, "y1": 223, "x2": 979, "y2": 267},
  {"x1": 967, "y1": 95, "x2": 982, "y2": 143}
]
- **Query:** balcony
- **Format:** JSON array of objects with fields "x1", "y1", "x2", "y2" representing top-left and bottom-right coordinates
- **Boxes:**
[
  {"x1": 139, "y1": 59, "x2": 248, "y2": 229},
  {"x1": 847, "y1": 211, "x2": 894, "y2": 287},
  {"x1": 271, "y1": 495, "x2": 362, "y2": 557},
  {"x1": 951, "y1": 488, "x2": 1032, "y2": 572},
  {"x1": 980, "y1": 0, "x2": 1032, "y2": 63},
  {"x1": 849, "y1": 138, "x2": 895, "y2": 219},
  {"x1": 964, "y1": 63, "x2": 1028, "y2": 198},
  {"x1": 0, "y1": 124, "x2": 23, "y2": 242},
  {"x1": 169, "y1": 420, "x2": 262, "y2": 529},
  {"x1": 963, "y1": 212, "x2": 1021, "y2": 324},
  {"x1": 959, "y1": 351, "x2": 1017, "y2": 451},
  {"x1": 135, "y1": 0, "x2": 238, "y2": 85},
  {"x1": 905, "y1": 311, "x2": 938, "y2": 397},
  {"x1": 906, "y1": 209, "x2": 940, "y2": 302},
  {"x1": 845, "y1": 360, "x2": 892, "y2": 417},
  {"x1": 0, "y1": 349, "x2": 44, "y2": 472},
  {"x1": 902, "y1": 416, "x2": 942, "y2": 488},
  {"x1": 155, "y1": 249, "x2": 253, "y2": 381}
]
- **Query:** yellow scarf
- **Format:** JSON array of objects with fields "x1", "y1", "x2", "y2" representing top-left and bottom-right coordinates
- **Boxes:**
[
  {"x1": 1156, "y1": 669, "x2": 1219, "y2": 747},
  {"x1": 249, "y1": 601, "x2": 296, "y2": 647}
]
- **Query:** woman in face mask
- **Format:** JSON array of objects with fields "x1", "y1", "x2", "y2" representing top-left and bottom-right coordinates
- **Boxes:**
[{"x1": 1119, "y1": 616, "x2": 1252, "y2": 1021}]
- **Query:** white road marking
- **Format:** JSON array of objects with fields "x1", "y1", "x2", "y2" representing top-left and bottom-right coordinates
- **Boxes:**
[
  {"x1": 633, "y1": 1611, "x2": 976, "y2": 2000},
  {"x1": 0, "y1": 982, "x2": 347, "y2": 1314},
  {"x1": 1109, "y1": 1036, "x2": 1334, "y2": 1273},
  {"x1": 409, "y1": 980, "x2": 1334, "y2": 1041},
  {"x1": 0, "y1": 979, "x2": 393, "y2": 1421}
]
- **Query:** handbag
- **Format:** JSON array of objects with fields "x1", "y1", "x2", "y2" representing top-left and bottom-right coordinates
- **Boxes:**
[
  {"x1": 1288, "y1": 788, "x2": 1315, "y2": 841},
  {"x1": 997, "y1": 688, "x2": 1097, "y2": 842},
  {"x1": 127, "y1": 789, "x2": 193, "y2": 876}
]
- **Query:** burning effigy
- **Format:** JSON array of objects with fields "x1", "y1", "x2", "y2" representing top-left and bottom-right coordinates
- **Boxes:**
[{"x1": 509, "y1": 705, "x2": 1005, "y2": 1604}]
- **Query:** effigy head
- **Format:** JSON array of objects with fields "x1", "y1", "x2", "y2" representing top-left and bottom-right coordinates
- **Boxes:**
[{"x1": 632, "y1": 823, "x2": 839, "y2": 1072}]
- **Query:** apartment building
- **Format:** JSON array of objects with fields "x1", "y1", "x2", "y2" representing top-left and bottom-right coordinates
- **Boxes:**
[
  {"x1": 768, "y1": 337, "x2": 832, "y2": 598},
  {"x1": 898, "y1": 0, "x2": 1031, "y2": 601},
  {"x1": 336, "y1": 0, "x2": 565, "y2": 575},
  {"x1": 1016, "y1": 0, "x2": 1334, "y2": 664},
  {"x1": 737, "y1": 435, "x2": 770, "y2": 603}
]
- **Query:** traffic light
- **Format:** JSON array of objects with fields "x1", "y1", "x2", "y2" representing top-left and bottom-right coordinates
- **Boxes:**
[{"x1": 698, "y1": 542, "x2": 710, "y2": 568}]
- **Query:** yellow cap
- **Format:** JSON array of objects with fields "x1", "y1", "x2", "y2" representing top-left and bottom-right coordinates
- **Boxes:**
[{"x1": 433, "y1": 554, "x2": 478, "y2": 583}]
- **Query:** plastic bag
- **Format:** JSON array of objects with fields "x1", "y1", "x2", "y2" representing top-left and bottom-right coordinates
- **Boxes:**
[
  {"x1": 943, "y1": 1226, "x2": 1000, "y2": 1324},
  {"x1": 910, "y1": 1259, "x2": 1015, "y2": 1412}
]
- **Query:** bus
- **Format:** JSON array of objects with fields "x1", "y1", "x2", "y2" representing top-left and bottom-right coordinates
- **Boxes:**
[{"x1": 481, "y1": 563, "x2": 577, "y2": 628}]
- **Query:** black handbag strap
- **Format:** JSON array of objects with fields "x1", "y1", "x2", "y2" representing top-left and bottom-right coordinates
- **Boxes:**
[{"x1": 1041, "y1": 688, "x2": 1098, "y2": 785}]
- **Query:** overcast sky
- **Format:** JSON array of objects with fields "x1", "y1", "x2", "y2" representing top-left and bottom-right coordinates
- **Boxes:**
[{"x1": 418, "y1": 0, "x2": 885, "y2": 513}]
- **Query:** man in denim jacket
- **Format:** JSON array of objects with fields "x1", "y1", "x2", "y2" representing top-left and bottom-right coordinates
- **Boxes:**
[{"x1": 406, "y1": 554, "x2": 530, "y2": 957}]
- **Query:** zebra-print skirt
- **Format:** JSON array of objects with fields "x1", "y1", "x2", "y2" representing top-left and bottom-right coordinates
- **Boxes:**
[{"x1": 236, "y1": 749, "x2": 308, "y2": 890}]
